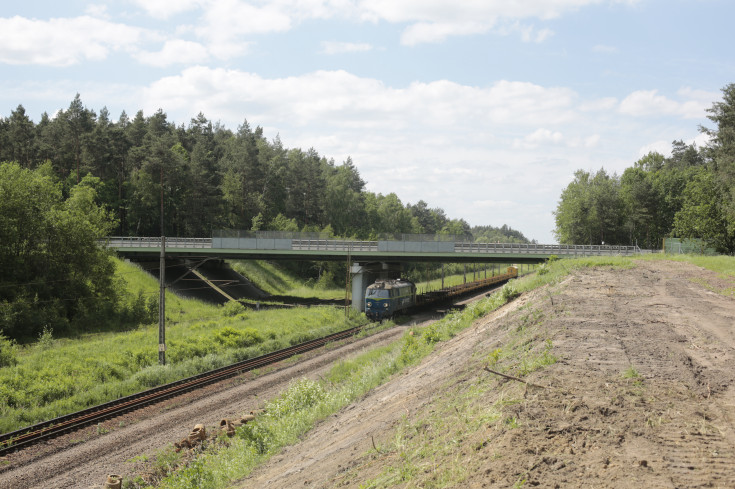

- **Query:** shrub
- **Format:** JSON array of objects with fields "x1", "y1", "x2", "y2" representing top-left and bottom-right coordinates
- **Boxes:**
[
  {"x1": 222, "y1": 301, "x2": 247, "y2": 317},
  {"x1": 132, "y1": 364, "x2": 172, "y2": 388},
  {"x1": 37, "y1": 326, "x2": 54, "y2": 350},
  {"x1": 214, "y1": 327, "x2": 263, "y2": 348},
  {"x1": 0, "y1": 331, "x2": 18, "y2": 367},
  {"x1": 422, "y1": 324, "x2": 442, "y2": 344},
  {"x1": 266, "y1": 378, "x2": 327, "y2": 418},
  {"x1": 500, "y1": 282, "x2": 520, "y2": 302}
]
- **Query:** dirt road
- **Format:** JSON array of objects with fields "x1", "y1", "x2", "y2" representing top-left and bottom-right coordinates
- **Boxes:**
[{"x1": 240, "y1": 260, "x2": 735, "y2": 488}]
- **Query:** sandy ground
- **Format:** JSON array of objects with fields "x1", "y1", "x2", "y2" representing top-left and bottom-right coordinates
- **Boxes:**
[{"x1": 238, "y1": 260, "x2": 735, "y2": 488}]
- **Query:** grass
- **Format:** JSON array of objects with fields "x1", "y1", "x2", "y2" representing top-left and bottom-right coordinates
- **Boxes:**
[
  {"x1": 229, "y1": 260, "x2": 345, "y2": 299},
  {"x1": 640, "y1": 253, "x2": 735, "y2": 277},
  {"x1": 639, "y1": 253, "x2": 735, "y2": 297},
  {"x1": 0, "y1": 258, "x2": 367, "y2": 435},
  {"x1": 622, "y1": 365, "x2": 640, "y2": 379}
]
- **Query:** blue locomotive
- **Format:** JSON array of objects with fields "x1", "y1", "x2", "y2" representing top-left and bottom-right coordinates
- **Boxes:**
[{"x1": 364, "y1": 279, "x2": 416, "y2": 321}]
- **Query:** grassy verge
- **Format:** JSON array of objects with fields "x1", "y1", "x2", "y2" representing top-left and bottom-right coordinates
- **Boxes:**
[{"x1": 0, "y1": 259, "x2": 366, "y2": 434}]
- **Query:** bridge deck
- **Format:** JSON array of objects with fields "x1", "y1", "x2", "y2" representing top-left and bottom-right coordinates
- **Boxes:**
[{"x1": 104, "y1": 237, "x2": 650, "y2": 264}]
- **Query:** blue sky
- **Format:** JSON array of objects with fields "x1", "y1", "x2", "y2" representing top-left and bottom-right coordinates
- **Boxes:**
[{"x1": 2, "y1": 0, "x2": 734, "y2": 243}]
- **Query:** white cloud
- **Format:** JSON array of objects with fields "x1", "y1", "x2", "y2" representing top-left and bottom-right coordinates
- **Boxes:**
[
  {"x1": 192, "y1": 0, "x2": 292, "y2": 59},
  {"x1": 514, "y1": 128, "x2": 564, "y2": 149},
  {"x1": 0, "y1": 15, "x2": 149, "y2": 67},
  {"x1": 619, "y1": 89, "x2": 711, "y2": 119},
  {"x1": 691, "y1": 132, "x2": 713, "y2": 149},
  {"x1": 129, "y1": 0, "x2": 610, "y2": 49},
  {"x1": 320, "y1": 41, "x2": 373, "y2": 55},
  {"x1": 637, "y1": 130, "x2": 712, "y2": 158},
  {"x1": 129, "y1": 0, "x2": 203, "y2": 19},
  {"x1": 360, "y1": 0, "x2": 603, "y2": 44},
  {"x1": 637, "y1": 140, "x2": 671, "y2": 157},
  {"x1": 579, "y1": 97, "x2": 617, "y2": 111},
  {"x1": 85, "y1": 4, "x2": 111, "y2": 19},
  {"x1": 520, "y1": 26, "x2": 554, "y2": 43},
  {"x1": 358, "y1": 0, "x2": 597, "y2": 23},
  {"x1": 401, "y1": 21, "x2": 490, "y2": 45},
  {"x1": 141, "y1": 68, "x2": 579, "y2": 130},
  {"x1": 134, "y1": 40, "x2": 209, "y2": 67},
  {"x1": 584, "y1": 134, "x2": 601, "y2": 147}
]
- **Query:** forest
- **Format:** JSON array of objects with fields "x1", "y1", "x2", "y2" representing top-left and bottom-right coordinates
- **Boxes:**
[
  {"x1": 0, "y1": 94, "x2": 531, "y2": 242},
  {"x1": 554, "y1": 83, "x2": 735, "y2": 254},
  {"x1": 0, "y1": 96, "x2": 528, "y2": 341}
]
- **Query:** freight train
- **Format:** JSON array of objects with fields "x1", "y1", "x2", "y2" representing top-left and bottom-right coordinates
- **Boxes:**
[{"x1": 364, "y1": 266, "x2": 518, "y2": 321}]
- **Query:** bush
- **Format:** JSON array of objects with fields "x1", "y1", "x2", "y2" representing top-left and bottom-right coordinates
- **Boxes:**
[
  {"x1": 214, "y1": 327, "x2": 263, "y2": 348},
  {"x1": 500, "y1": 282, "x2": 520, "y2": 302},
  {"x1": 222, "y1": 301, "x2": 247, "y2": 317},
  {"x1": 132, "y1": 364, "x2": 172, "y2": 388},
  {"x1": 0, "y1": 331, "x2": 18, "y2": 367},
  {"x1": 266, "y1": 378, "x2": 327, "y2": 418}
]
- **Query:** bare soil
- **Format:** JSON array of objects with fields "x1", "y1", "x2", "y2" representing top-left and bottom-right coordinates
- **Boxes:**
[{"x1": 238, "y1": 260, "x2": 735, "y2": 488}]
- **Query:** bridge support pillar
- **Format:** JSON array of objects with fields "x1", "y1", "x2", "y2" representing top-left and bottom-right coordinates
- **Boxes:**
[{"x1": 350, "y1": 262, "x2": 403, "y2": 312}]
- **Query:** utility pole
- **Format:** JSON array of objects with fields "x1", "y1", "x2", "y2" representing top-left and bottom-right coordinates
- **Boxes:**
[
  {"x1": 345, "y1": 242, "x2": 351, "y2": 318},
  {"x1": 158, "y1": 166, "x2": 166, "y2": 365}
]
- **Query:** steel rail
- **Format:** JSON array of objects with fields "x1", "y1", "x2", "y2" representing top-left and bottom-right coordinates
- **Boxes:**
[
  {"x1": 0, "y1": 272, "x2": 516, "y2": 456},
  {"x1": 0, "y1": 325, "x2": 364, "y2": 456}
]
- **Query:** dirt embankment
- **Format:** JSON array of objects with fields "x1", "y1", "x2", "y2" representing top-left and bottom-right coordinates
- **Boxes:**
[{"x1": 240, "y1": 260, "x2": 735, "y2": 488}]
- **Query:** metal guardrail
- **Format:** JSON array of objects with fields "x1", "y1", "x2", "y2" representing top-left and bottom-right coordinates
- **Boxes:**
[
  {"x1": 104, "y1": 237, "x2": 653, "y2": 256},
  {"x1": 453, "y1": 242, "x2": 645, "y2": 256},
  {"x1": 103, "y1": 237, "x2": 212, "y2": 248},
  {"x1": 291, "y1": 239, "x2": 378, "y2": 251}
]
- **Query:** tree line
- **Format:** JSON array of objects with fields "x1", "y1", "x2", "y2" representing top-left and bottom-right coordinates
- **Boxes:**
[
  {"x1": 0, "y1": 94, "x2": 529, "y2": 242},
  {"x1": 554, "y1": 83, "x2": 735, "y2": 254}
]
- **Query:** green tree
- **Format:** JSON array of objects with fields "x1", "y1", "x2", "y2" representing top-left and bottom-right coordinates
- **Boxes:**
[
  {"x1": 324, "y1": 159, "x2": 366, "y2": 236},
  {"x1": 1, "y1": 105, "x2": 37, "y2": 167},
  {"x1": 0, "y1": 162, "x2": 117, "y2": 340},
  {"x1": 673, "y1": 170, "x2": 735, "y2": 253},
  {"x1": 702, "y1": 83, "x2": 735, "y2": 236},
  {"x1": 554, "y1": 168, "x2": 625, "y2": 245}
]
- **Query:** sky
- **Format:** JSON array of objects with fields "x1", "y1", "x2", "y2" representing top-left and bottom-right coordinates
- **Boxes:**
[{"x1": 1, "y1": 0, "x2": 734, "y2": 244}]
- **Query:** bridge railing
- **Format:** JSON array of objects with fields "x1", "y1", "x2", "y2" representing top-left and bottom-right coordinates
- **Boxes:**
[
  {"x1": 453, "y1": 242, "x2": 643, "y2": 255},
  {"x1": 105, "y1": 236, "x2": 653, "y2": 256},
  {"x1": 291, "y1": 239, "x2": 378, "y2": 251},
  {"x1": 102, "y1": 237, "x2": 213, "y2": 248}
]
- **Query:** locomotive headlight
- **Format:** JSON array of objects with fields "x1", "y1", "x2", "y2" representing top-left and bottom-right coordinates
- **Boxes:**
[{"x1": 384, "y1": 303, "x2": 389, "y2": 308}]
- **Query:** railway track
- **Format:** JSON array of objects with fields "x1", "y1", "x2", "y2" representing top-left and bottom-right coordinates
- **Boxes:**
[
  {"x1": 0, "y1": 272, "x2": 516, "y2": 458},
  {"x1": 0, "y1": 325, "x2": 366, "y2": 457}
]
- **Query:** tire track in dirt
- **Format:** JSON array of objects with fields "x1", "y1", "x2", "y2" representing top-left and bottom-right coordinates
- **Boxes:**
[{"x1": 545, "y1": 261, "x2": 735, "y2": 488}]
